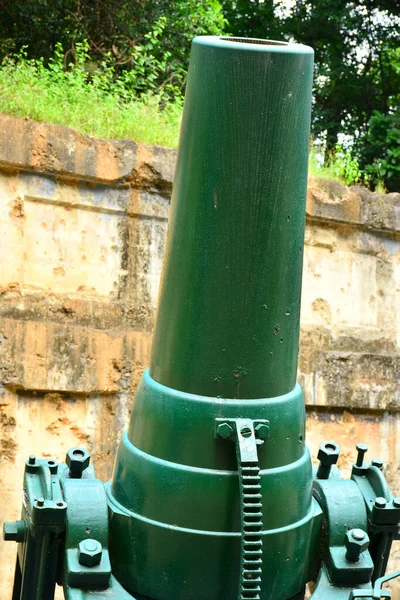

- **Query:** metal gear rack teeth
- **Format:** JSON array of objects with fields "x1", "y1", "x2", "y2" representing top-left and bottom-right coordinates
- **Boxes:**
[
  {"x1": 240, "y1": 462, "x2": 264, "y2": 600},
  {"x1": 215, "y1": 418, "x2": 266, "y2": 600}
]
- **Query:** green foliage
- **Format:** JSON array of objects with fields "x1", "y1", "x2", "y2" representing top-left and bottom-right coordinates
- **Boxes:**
[
  {"x1": 0, "y1": 0, "x2": 399, "y2": 190},
  {"x1": 329, "y1": 148, "x2": 363, "y2": 187},
  {"x1": 0, "y1": 0, "x2": 226, "y2": 99},
  {"x1": 355, "y1": 46, "x2": 400, "y2": 192},
  {"x1": 223, "y1": 1, "x2": 400, "y2": 146},
  {"x1": 115, "y1": 17, "x2": 174, "y2": 96},
  {"x1": 221, "y1": 1, "x2": 278, "y2": 39},
  {"x1": 0, "y1": 1, "x2": 225, "y2": 147},
  {"x1": 0, "y1": 45, "x2": 182, "y2": 147},
  {"x1": 309, "y1": 146, "x2": 363, "y2": 186},
  {"x1": 222, "y1": 0, "x2": 400, "y2": 191},
  {"x1": 361, "y1": 110, "x2": 400, "y2": 192}
]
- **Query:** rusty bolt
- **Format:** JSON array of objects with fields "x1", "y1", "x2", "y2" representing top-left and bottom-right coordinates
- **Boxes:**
[
  {"x1": 345, "y1": 529, "x2": 369, "y2": 562},
  {"x1": 217, "y1": 422, "x2": 233, "y2": 439},
  {"x1": 255, "y1": 423, "x2": 269, "y2": 440},
  {"x1": 316, "y1": 441, "x2": 340, "y2": 480},
  {"x1": 66, "y1": 447, "x2": 90, "y2": 479},
  {"x1": 78, "y1": 539, "x2": 102, "y2": 567}
]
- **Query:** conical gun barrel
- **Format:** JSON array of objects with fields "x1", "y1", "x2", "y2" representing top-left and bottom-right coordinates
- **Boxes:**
[{"x1": 150, "y1": 36, "x2": 314, "y2": 399}]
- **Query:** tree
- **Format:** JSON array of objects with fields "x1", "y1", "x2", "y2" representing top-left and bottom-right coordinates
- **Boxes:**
[
  {"x1": 284, "y1": 2, "x2": 399, "y2": 154},
  {"x1": 222, "y1": 0, "x2": 400, "y2": 190},
  {"x1": 1, "y1": 0, "x2": 399, "y2": 189},
  {"x1": 0, "y1": 0, "x2": 226, "y2": 95},
  {"x1": 359, "y1": 108, "x2": 400, "y2": 191},
  {"x1": 221, "y1": 0, "x2": 279, "y2": 39}
]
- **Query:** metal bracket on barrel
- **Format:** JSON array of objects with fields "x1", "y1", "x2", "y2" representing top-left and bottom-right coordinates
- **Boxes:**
[{"x1": 214, "y1": 418, "x2": 270, "y2": 445}]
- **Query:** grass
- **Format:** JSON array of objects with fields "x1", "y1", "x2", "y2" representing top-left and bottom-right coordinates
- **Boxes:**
[
  {"x1": 0, "y1": 50, "x2": 380, "y2": 190},
  {"x1": 308, "y1": 145, "x2": 363, "y2": 186},
  {"x1": 309, "y1": 147, "x2": 386, "y2": 191},
  {"x1": 309, "y1": 148, "x2": 341, "y2": 181},
  {"x1": 0, "y1": 51, "x2": 182, "y2": 147}
]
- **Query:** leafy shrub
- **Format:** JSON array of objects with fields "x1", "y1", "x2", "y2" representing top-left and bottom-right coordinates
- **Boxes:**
[
  {"x1": 309, "y1": 145, "x2": 363, "y2": 187},
  {"x1": 0, "y1": 0, "x2": 226, "y2": 101},
  {"x1": 359, "y1": 110, "x2": 400, "y2": 192},
  {"x1": 0, "y1": 41, "x2": 183, "y2": 147}
]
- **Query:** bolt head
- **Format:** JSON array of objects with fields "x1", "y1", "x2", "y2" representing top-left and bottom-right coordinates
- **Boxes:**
[
  {"x1": 356, "y1": 443, "x2": 368, "y2": 453},
  {"x1": 345, "y1": 528, "x2": 369, "y2": 561},
  {"x1": 66, "y1": 447, "x2": 90, "y2": 477},
  {"x1": 255, "y1": 423, "x2": 269, "y2": 440},
  {"x1": 371, "y1": 458, "x2": 384, "y2": 470},
  {"x1": 393, "y1": 497, "x2": 400, "y2": 509},
  {"x1": 78, "y1": 539, "x2": 102, "y2": 567},
  {"x1": 351, "y1": 528, "x2": 366, "y2": 541},
  {"x1": 217, "y1": 422, "x2": 233, "y2": 439},
  {"x1": 317, "y1": 441, "x2": 340, "y2": 466},
  {"x1": 3, "y1": 522, "x2": 18, "y2": 541},
  {"x1": 3, "y1": 520, "x2": 26, "y2": 542},
  {"x1": 375, "y1": 497, "x2": 387, "y2": 509}
]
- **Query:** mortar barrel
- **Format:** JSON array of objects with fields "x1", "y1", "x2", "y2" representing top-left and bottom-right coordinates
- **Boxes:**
[{"x1": 150, "y1": 36, "x2": 314, "y2": 399}]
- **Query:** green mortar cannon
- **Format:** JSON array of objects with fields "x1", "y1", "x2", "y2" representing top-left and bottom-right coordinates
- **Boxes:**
[{"x1": 4, "y1": 36, "x2": 400, "y2": 600}]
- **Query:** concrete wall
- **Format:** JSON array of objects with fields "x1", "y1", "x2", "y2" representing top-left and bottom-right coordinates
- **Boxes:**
[{"x1": 1, "y1": 115, "x2": 400, "y2": 597}]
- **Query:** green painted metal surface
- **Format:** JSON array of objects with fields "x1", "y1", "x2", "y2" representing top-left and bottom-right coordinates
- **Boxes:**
[
  {"x1": 106, "y1": 34, "x2": 400, "y2": 599},
  {"x1": 107, "y1": 36, "x2": 318, "y2": 599},
  {"x1": 150, "y1": 36, "x2": 314, "y2": 400},
  {"x1": 108, "y1": 372, "x2": 319, "y2": 599},
  {"x1": 60, "y1": 471, "x2": 132, "y2": 599}
]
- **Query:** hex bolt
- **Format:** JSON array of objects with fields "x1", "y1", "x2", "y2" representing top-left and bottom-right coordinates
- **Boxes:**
[
  {"x1": 345, "y1": 528, "x2": 369, "y2": 562},
  {"x1": 78, "y1": 538, "x2": 103, "y2": 567},
  {"x1": 356, "y1": 443, "x2": 368, "y2": 467},
  {"x1": 3, "y1": 520, "x2": 26, "y2": 542},
  {"x1": 375, "y1": 497, "x2": 387, "y2": 509},
  {"x1": 217, "y1": 422, "x2": 233, "y2": 439},
  {"x1": 371, "y1": 458, "x2": 384, "y2": 470},
  {"x1": 316, "y1": 441, "x2": 340, "y2": 480},
  {"x1": 66, "y1": 447, "x2": 90, "y2": 479},
  {"x1": 352, "y1": 529, "x2": 366, "y2": 541},
  {"x1": 36, "y1": 498, "x2": 45, "y2": 507},
  {"x1": 393, "y1": 497, "x2": 400, "y2": 509},
  {"x1": 254, "y1": 423, "x2": 269, "y2": 440}
]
